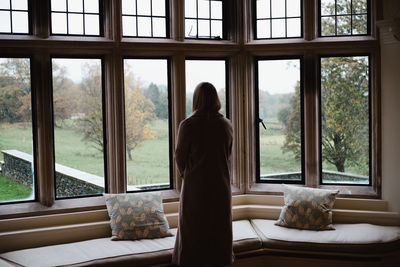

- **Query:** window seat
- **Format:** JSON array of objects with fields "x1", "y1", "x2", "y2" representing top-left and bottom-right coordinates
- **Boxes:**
[
  {"x1": 0, "y1": 220, "x2": 262, "y2": 267},
  {"x1": 0, "y1": 195, "x2": 399, "y2": 267}
]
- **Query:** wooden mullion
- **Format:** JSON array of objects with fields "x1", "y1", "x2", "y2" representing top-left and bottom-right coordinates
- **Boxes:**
[
  {"x1": 171, "y1": 54, "x2": 186, "y2": 192},
  {"x1": 304, "y1": 52, "x2": 319, "y2": 188},
  {"x1": 33, "y1": 52, "x2": 55, "y2": 206}
]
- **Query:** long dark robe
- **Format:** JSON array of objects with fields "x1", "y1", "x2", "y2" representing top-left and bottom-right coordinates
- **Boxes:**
[{"x1": 172, "y1": 111, "x2": 233, "y2": 267}]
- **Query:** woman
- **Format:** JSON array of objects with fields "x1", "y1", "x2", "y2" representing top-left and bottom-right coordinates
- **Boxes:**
[{"x1": 172, "y1": 82, "x2": 233, "y2": 267}]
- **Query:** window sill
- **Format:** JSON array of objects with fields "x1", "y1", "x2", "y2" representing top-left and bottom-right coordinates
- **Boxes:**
[
  {"x1": 0, "y1": 189, "x2": 180, "y2": 220},
  {"x1": 247, "y1": 183, "x2": 379, "y2": 199}
]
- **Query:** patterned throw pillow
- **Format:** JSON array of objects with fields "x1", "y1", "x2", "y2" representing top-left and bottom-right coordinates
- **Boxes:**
[
  {"x1": 275, "y1": 185, "x2": 339, "y2": 230},
  {"x1": 104, "y1": 192, "x2": 173, "y2": 240}
]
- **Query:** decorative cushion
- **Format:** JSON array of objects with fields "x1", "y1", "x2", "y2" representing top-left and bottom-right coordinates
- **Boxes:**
[
  {"x1": 275, "y1": 185, "x2": 339, "y2": 230},
  {"x1": 104, "y1": 192, "x2": 173, "y2": 240}
]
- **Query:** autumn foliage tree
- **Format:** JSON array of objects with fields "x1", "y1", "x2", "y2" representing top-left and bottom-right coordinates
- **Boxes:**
[
  {"x1": 0, "y1": 58, "x2": 31, "y2": 123},
  {"x1": 124, "y1": 69, "x2": 156, "y2": 160}
]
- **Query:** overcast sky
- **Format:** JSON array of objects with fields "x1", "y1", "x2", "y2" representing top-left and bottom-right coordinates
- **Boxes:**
[{"x1": 56, "y1": 58, "x2": 299, "y2": 95}]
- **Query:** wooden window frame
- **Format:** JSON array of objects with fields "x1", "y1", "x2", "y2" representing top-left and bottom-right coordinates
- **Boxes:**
[{"x1": 0, "y1": 0, "x2": 381, "y2": 219}]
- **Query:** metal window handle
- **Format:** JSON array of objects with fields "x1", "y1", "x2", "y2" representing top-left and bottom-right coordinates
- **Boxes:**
[{"x1": 258, "y1": 118, "x2": 267, "y2": 130}]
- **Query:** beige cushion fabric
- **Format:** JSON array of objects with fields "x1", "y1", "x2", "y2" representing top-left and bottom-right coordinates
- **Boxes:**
[
  {"x1": 232, "y1": 220, "x2": 262, "y2": 252},
  {"x1": 0, "y1": 220, "x2": 261, "y2": 267},
  {"x1": 252, "y1": 219, "x2": 400, "y2": 254}
]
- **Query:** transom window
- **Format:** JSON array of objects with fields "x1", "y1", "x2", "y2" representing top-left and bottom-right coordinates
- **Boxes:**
[
  {"x1": 255, "y1": 0, "x2": 302, "y2": 39},
  {"x1": 122, "y1": 0, "x2": 168, "y2": 38},
  {"x1": 320, "y1": 0, "x2": 369, "y2": 36},
  {"x1": 51, "y1": 0, "x2": 101, "y2": 36},
  {"x1": 0, "y1": 0, "x2": 29, "y2": 34},
  {"x1": 185, "y1": 0, "x2": 223, "y2": 39}
]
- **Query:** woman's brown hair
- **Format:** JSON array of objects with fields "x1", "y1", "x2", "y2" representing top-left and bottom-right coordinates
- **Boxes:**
[{"x1": 192, "y1": 82, "x2": 221, "y2": 113}]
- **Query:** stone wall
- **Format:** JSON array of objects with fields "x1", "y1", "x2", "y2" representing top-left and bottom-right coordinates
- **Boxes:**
[
  {"x1": 261, "y1": 170, "x2": 368, "y2": 184},
  {"x1": 1, "y1": 150, "x2": 33, "y2": 187},
  {"x1": 1, "y1": 150, "x2": 104, "y2": 197}
]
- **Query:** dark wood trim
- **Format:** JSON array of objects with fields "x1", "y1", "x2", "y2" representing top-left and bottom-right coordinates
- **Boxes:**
[{"x1": 33, "y1": 52, "x2": 55, "y2": 206}]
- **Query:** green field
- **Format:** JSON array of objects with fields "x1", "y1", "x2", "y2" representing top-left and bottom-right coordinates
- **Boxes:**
[
  {"x1": 0, "y1": 118, "x2": 366, "y2": 201},
  {"x1": 0, "y1": 175, "x2": 32, "y2": 201}
]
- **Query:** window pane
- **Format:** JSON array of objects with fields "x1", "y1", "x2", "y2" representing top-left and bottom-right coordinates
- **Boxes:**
[
  {"x1": 257, "y1": 0, "x2": 270, "y2": 19},
  {"x1": 0, "y1": 0, "x2": 10, "y2": 9},
  {"x1": 185, "y1": 0, "x2": 196, "y2": 18},
  {"x1": 137, "y1": 0, "x2": 151, "y2": 15},
  {"x1": 337, "y1": 0, "x2": 351, "y2": 15},
  {"x1": 122, "y1": 0, "x2": 136, "y2": 15},
  {"x1": 185, "y1": 19, "x2": 197, "y2": 37},
  {"x1": 122, "y1": 16, "x2": 137, "y2": 36},
  {"x1": 85, "y1": 14, "x2": 99, "y2": 35},
  {"x1": 52, "y1": 12, "x2": 67, "y2": 34},
  {"x1": 123, "y1": 59, "x2": 170, "y2": 191},
  {"x1": 11, "y1": 0, "x2": 28, "y2": 10},
  {"x1": 352, "y1": 15, "x2": 367, "y2": 34},
  {"x1": 11, "y1": 11, "x2": 28, "y2": 33},
  {"x1": 287, "y1": 0, "x2": 300, "y2": 17},
  {"x1": 0, "y1": 11, "x2": 11, "y2": 33},
  {"x1": 68, "y1": 0, "x2": 83, "y2": 12},
  {"x1": 137, "y1": 16, "x2": 151, "y2": 36},
  {"x1": 257, "y1": 59, "x2": 302, "y2": 182},
  {"x1": 153, "y1": 17, "x2": 166, "y2": 37},
  {"x1": 84, "y1": 0, "x2": 99, "y2": 13},
  {"x1": 0, "y1": 58, "x2": 35, "y2": 203},
  {"x1": 321, "y1": 16, "x2": 335, "y2": 36},
  {"x1": 271, "y1": 0, "x2": 285, "y2": 18},
  {"x1": 257, "y1": 19, "x2": 270, "y2": 38},
  {"x1": 320, "y1": 56, "x2": 369, "y2": 185},
  {"x1": 185, "y1": 60, "x2": 226, "y2": 117},
  {"x1": 152, "y1": 0, "x2": 165, "y2": 16},
  {"x1": 353, "y1": 0, "x2": 367, "y2": 14},
  {"x1": 68, "y1": 13, "x2": 84, "y2": 35},
  {"x1": 198, "y1": 0, "x2": 210, "y2": 19},
  {"x1": 271, "y1": 19, "x2": 285, "y2": 38},
  {"x1": 198, "y1": 19, "x2": 210, "y2": 37},
  {"x1": 52, "y1": 58, "x2": 105, "y2": 198},
  {"x1": 211, "y1": 19, "x2": 222, "y2": 39},
  {"x1": 337, "y1": 15, "x2": 351, "y2": 35},
  {"x1": 51, "y1": 0, "x2": 67, "y2": 12},
  {"x1": 287, "y1": 18, "x2": 301, "y2": 37},
  {"x1": 321, "y1": 0, "x2": 335, "y2": 16},
  {"x1": 211, "y1": 0, "x2": 222, "y2": 19}
]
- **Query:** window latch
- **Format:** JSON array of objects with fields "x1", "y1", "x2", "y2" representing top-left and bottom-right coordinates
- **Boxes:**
[{"x1": 258, "y1": 118, "x2": 267, "y2": 130}]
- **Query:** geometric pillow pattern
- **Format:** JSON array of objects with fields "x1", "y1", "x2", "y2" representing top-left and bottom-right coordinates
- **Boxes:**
[
  {"x1": 275, "y1": 185, "x2": 339, "y2": 230},
  {"x1": 104, "y1": 192, "x2": 173, "y2": 240}
]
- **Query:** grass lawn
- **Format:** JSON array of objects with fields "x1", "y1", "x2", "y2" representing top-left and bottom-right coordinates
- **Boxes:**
[
  {"x1": 0, "y1": 119, "x2": 367, "y2": 191},
  {"x1": 0, "y1": 175, "x2": 32, "y2": 201}
]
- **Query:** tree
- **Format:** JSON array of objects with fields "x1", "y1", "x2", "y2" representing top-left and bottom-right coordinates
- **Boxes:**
[
  {"x1": 144, "y1": 83, "x2": 168, "y2": 119},
  {"x1": 0, "y1": 58, "x2": 31, "y2": 123},
  {"x1": 52, "y1": 63, "x2": 77, "y2": 126},
  {"x1": 124, "y1": 72, "x2": 156, "y2": 160},
  {"x1": 281, "y1": 82, "x2": 302, "y2": 161},
  {"x1": 282, "y1": 57, "x2": 369, "y2": 174},
  {"x1": 76, "y1": 63, "x2": 104, "y2": 152}
]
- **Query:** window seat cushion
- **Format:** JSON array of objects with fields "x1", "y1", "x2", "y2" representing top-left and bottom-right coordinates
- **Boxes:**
[
  {"x1": 0, "y1": 220, "x2": 261, "y2": 267},
  {"x1": 251, "y1": 219, "x2": 400, "y2": 255}
]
